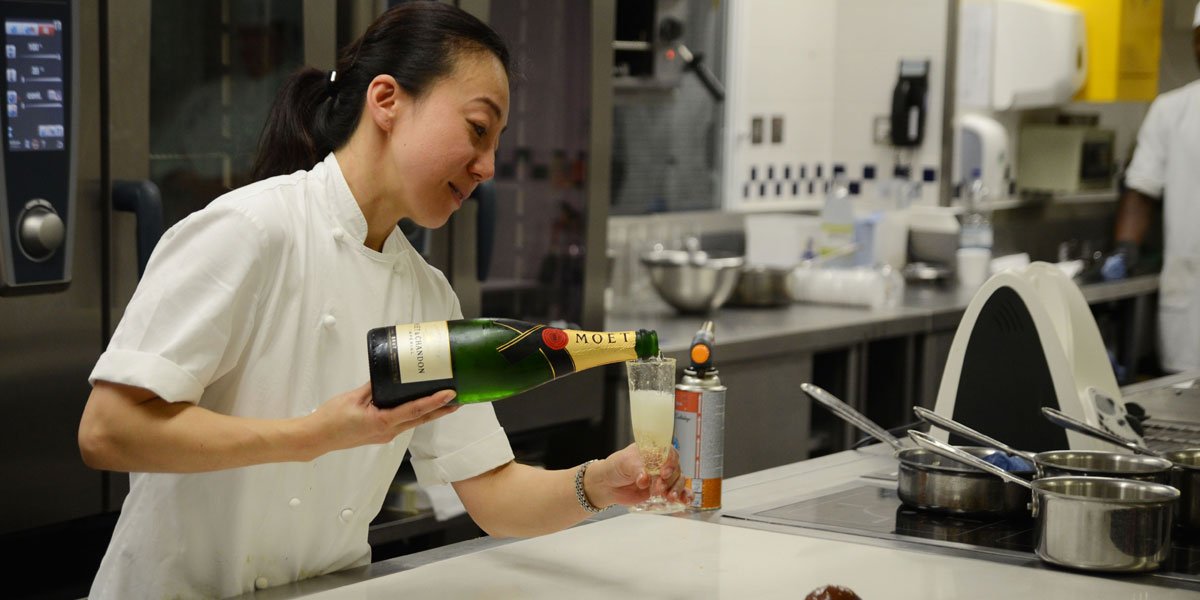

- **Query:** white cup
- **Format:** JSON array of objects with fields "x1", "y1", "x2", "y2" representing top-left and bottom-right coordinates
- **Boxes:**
[{"x1": 956, "y1": 247, "x2": 992, "y2": 288}]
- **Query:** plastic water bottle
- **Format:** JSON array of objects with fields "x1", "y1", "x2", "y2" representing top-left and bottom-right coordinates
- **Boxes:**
[
  {"x1": 959, "y1": 168, "x2": 992, "y2": 251},
  {"x1": 819, "y1": 165, "x2": 855, "y2": 267},
  {"x1": 957, "y1": 169, "x2": 993, "y2": 287}
]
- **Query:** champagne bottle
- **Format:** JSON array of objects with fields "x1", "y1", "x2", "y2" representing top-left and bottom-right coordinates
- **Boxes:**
[{"x1": 367, "y1": 318, "x2": 659, "y2": 408}]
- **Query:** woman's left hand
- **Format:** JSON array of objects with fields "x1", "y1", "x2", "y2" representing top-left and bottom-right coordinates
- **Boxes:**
[{"x1": 584, "y1": 443, "x2": 691, "y2": 509}]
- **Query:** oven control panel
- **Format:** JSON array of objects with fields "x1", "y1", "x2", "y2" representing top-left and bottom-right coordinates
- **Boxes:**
[{"x1": 0, "y1": 0, "x2": 74, "y2": 295}]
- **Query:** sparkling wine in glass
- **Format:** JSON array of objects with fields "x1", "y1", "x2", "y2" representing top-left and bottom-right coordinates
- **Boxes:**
[{"x1": 626, "y1": 356, "x2": 684, "y2": 513}]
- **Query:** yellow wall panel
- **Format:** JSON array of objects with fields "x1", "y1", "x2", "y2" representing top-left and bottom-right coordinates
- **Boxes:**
[{"x1": 1051, "y1": 0, "x2": 1162, "y2": 102}]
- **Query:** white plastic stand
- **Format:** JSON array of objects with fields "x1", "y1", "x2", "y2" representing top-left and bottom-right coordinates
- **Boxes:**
[{"x1": 932, "y1": 262, "x2": 1144, "y2": 452}]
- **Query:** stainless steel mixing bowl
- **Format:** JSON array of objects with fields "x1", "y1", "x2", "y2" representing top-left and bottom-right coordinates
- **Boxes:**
[{"x1": 640, "y1": 247, "x2": 744, "y2": 313}]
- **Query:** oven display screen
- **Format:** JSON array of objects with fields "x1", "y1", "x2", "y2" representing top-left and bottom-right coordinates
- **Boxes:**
[{"x1": 4, "y1": 18, "x2": 64, "y2": 152}]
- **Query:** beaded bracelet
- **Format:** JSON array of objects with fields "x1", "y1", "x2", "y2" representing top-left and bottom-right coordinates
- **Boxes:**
[{"x1": 574, "y1": 459, "x2": 606, "y2": 513}]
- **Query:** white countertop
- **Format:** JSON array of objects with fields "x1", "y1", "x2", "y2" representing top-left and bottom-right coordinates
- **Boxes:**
[
  {"x1": 266, "y1": 445, "x2": 1200, "y2": 600},
  {"x1": 296, "y1": 513, "x2": 1197, "y2": 600}
]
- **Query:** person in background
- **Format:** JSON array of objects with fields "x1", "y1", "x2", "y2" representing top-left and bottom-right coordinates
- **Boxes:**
[
  {"x1": 78, "y1": 4, "x2": 684, "y2": 598},
  {"x1": 1106, "y1": 2, "x2": 1200, "y2": 373}
]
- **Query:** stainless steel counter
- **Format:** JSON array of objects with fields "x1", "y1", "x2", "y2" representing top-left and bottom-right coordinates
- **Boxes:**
[{"x1": 606, "y1": 273, "x2": 1159, "y2": 359}]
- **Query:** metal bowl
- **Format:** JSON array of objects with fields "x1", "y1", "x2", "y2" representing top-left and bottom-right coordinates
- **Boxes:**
[
  {"x1": 640, "y1": 248, "x2": 744, "y2": 313},
  {"x1": 729, "y1": 265, "x2": 792, "y2": 307}
]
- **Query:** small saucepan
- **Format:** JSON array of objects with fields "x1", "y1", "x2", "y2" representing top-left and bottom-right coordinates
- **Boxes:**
[
  {"x1": 914, "y1": 406, "x2": 1175, "y2": 484},
  {"x1": 910, "y1": 430, "x2": 1179, "y2": 572},
  {"x1": 802, "y1": 383, "x2": 1030, "y2": 516},
  {"x1": 1043, "y1": 406, "x2": 1200, "y2": 531}
]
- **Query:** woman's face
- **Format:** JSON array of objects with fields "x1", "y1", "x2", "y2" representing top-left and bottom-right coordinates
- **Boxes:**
[{"x1": 388, "y1": 53, "x2": 509, "y2": 229}]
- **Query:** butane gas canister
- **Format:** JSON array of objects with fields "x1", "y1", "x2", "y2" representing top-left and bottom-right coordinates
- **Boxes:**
[{"x1": 674, "y1": 321, "x2": 725, "y2": 511}]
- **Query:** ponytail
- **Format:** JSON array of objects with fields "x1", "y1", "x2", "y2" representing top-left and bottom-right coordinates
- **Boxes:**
[
  {"x1": 250, "y1": 67, "x2": 333, "y2": 181},
  {"x1": 250, "y1": 2, "x2": 511, "y2": 182}
]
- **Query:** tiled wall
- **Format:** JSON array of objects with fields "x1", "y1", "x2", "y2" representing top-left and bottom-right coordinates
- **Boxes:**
[{"x1": 723, "y1": 0, "x2": 949, "y2": 212}]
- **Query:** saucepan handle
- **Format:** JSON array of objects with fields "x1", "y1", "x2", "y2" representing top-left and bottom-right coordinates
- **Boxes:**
[
  {"x1": 907, "y1": 431, "x2": 1032, "y2": 490},
  {"x1": 801, "y1": 383, "x2": 904, "y2": 451},
  {"x1": 913, "y1": 406, "x2": 1037, "y2": 463},
  {"x1": 1040, "y1": 407, "x2": 1162, "y2": 457}
]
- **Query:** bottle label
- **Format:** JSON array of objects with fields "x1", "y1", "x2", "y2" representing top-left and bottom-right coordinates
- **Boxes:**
[
  {"x1": 391, "y1": 321, "x2": 453, "y2": 383},
  {"x1": 560, "y1": 329, "x2": 640, "y2": 371},
  {"x1": 492, "y1": 320, "x2": 639, "y2": 375}
]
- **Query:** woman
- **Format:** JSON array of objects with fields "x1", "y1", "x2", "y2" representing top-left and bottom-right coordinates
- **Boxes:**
[{"x1": 78, "y1": 4, "x2": 682, "y2": 598}]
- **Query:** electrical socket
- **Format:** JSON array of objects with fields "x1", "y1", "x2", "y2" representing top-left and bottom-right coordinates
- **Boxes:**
[{"x1": 872, "y1": 115, "x2": 891, "y2": 145}]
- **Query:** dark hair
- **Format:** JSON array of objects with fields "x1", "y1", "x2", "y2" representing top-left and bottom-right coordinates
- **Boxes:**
[{"x1": 251, "y1": 1, "x2": 511, "y2": 181}]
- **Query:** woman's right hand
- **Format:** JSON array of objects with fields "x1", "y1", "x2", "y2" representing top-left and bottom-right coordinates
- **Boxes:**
[{"x1": 309, "y1": 383, "x2": 459, "y2": 455}]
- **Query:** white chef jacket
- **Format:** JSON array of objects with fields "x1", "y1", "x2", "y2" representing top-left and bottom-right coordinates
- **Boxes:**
[
  {"x1": 87, "y1": 153, "x2": 514, "y2": 599},
  {"x1": 1124, "y1": 79, "x2": 1200, "y2": 373}
]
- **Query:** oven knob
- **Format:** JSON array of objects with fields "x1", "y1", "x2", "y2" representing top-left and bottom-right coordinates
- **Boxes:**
[{"x1": 17, "y1": 200, "x2": 64, "y2": 261}]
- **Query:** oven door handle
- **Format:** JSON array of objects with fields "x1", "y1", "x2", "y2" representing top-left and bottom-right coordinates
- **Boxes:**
[{"x1": 112, "y1": 179, "x2": 164, "y2": 278}]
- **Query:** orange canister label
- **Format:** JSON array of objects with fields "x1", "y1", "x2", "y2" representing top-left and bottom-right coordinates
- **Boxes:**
[{"x1": 675, "y1": 386, "x2": 725, "y2": 510}]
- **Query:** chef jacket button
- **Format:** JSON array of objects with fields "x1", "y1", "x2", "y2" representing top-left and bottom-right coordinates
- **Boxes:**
[
  {"x1": 322, "y1": 314, "x2": 336, "y2": 328},
  {"x1": 289, "y1": 497, "x2": 301, "y2": 508},
  {"x1": 255, "y1": 576, "x2": 269, "y2": 590},
  {"x1": 340, "y1": 508, "x2": 354, "y2": 522},
  {"x1": 331, "y1": 227, "x2": 345, "y2": 241}
]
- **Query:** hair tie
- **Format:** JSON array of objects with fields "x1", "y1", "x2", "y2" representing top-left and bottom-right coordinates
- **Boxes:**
[{"x1": 326, "y1": 70, "x2": 338, "y2": 98}]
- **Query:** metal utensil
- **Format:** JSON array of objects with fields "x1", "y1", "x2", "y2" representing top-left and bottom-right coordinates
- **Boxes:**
[
  {"x1": 640, "y1": 244, "x2": 744, "y2": 314},
  {"x1": 801, "y1": 383, "x2": 904, "y2": 451},
  {"x1": 801, "y1": 383, "x2": 1028, "y2": 515},
  {"x1": 729, "y1": 265, "x2": 791, "y2": 307},
  {"x1": 914, "y1": 406, "x2": 1034, "y2": 462},
  {"x1": 910, "y1": 431, "x2": 1179, "y2": 573},
  {"x1": 914, "y1": 406, "x2": 1172, "y2": 483},
  {"x1": 1043, "y1": 406, "x2": 1200, "y2": 529},
  {"x1": 1042, "y1": 406, "x2": 1157, "y2": 456}
]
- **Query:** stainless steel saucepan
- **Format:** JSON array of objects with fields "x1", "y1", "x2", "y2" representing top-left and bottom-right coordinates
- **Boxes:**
[
  {"x1": 801, "y1": 383, "x2": 1029, "y2": 516},
  {"x1": 910, "y1": 430, "x2": 1180, "y2": 573},
  {"x1": 914, "y1": 406, "x2": 1174, "y2": 484},
  {"x1": 1043, "y1": 406, "x2": 1200, "y2": 530}
]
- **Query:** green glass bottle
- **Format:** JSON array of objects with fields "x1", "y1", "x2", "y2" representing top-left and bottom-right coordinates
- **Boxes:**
[{"x1": 367, "y1": 318, "x2": 659, "y2": 408}]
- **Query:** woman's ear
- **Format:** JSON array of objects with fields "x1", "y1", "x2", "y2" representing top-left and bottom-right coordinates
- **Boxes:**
[{"x1": 364, "y1": 74, "x2": 407, "y2": 133}]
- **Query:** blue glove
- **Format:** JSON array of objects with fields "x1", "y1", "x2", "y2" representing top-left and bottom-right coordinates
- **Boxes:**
[
  {"x1": 1100, "y1": 241, "x2": 1139, "y2": 281},
  {"x1": 1101, "y1": 253, "x2": 1127, "y2": 281}
]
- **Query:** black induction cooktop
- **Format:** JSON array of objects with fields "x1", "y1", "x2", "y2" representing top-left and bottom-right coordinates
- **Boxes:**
[{"x1": 726, "y1": 483, "x2": 1200, "y2": 587}]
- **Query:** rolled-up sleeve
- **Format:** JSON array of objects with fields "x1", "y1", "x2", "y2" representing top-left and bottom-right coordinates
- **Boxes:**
[
  {"x1": 1125, "y1": 96, "x2": 1172, "y2": 199},
  {"x1": 89, "y1": 203, "x2": 272, "y2": 403},
  {"x1": 408, "y1": 403, "x2": 514, "y2": 486},
  {"x1": 406, "y1": 298, "x2": 514, "y2": 486}
]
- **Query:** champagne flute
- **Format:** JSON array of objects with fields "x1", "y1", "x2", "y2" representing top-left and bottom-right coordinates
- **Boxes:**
[{"x1": 626, "y1": 356, "x2": 684, "y2": 513}]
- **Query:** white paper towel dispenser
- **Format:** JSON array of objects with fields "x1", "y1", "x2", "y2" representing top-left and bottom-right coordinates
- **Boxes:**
[{"x1": 958, "y1": 0, "x2": 1087, "y2": 111}]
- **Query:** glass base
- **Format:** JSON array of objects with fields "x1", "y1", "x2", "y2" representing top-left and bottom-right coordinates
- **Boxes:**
[{"x1": 629, "y1": 496, "x2": 686, "y2": 514}]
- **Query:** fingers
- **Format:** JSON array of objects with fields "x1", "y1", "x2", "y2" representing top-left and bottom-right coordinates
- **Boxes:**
[{"x1": 386, "y1": 389, "x2": 458, "y2": 425}]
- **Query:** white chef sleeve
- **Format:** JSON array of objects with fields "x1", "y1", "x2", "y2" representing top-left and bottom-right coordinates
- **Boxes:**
[
  {"x1": 407, "y1": 292, "x2": 515, "y2": 486},
  {"x1": 1125, "y1": 96, "x2": 1171, "y2": 199},
  {"x1": 89, "y1": 203, "x2": 274, "y2": 403}
]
